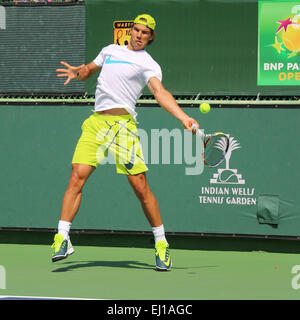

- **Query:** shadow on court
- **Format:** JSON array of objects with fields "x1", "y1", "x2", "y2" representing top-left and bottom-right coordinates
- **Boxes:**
[
  {"x1": 51, "y1": 260, "x2": 154, "y2": 272},
  {"x1": 51, "y1": 260, "x2": 219, "y2": 273}
]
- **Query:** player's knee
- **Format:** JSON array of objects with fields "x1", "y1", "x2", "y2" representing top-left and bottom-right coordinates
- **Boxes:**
[
  {"x1": 68, "y1": 167, "x2": 88, "y2": 191},
  {"x1": 130, "y1": 175, "x2": 150, "y2": 201},
  {"x1": 135, "y1": 185, "x2": 149, "y2": 201},
  {"x1": 68, "y1": 174, "x2": 84, "y2": 191}
]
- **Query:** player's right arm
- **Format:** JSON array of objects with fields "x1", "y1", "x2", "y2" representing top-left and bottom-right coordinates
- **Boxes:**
[{"x1": 56, "y1": 61, "x2": 101, "y2": 86}]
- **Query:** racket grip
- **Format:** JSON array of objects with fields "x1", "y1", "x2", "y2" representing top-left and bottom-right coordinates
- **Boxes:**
[{"x1": 191, "y1": 124, "x2": 204, "y2": 138}]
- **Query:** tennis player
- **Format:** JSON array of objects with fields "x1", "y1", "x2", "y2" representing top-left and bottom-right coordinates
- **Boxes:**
[{"x1": 52, "y1": 14, "x2": 199, "y2": 271}]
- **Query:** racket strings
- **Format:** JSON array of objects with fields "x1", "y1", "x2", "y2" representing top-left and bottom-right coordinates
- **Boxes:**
[{"x1": 204, "y1": 135, "x2": 229, "y2": 167}]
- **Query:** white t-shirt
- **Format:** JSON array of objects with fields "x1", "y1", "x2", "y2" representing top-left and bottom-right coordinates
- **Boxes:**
[{"x1": 93, "y1": 44, "x2": 162, "y2": 120}]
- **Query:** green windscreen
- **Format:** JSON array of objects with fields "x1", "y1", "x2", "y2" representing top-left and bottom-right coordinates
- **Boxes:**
[
  {"x1": 1, "y1": 1, "x2": 300, "y2": 98},
  {"x1": 0, "y1": 3, "x2": 85, "y2": 93},
  {"x1": 85, "y1": 0, "x2": 300, "y2": 97},
  {"x1": 1, "y1": 104, "x2": 300, "y2": 238}
]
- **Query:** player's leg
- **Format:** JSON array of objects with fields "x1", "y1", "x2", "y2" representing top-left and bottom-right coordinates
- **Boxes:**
[
  {"x1": 60, "y1": 163, "x2": 95, "y2": 223},
  {"x1": 51, "y1": 163, "x2": 95, "y2": 262},
  {"x1": 127, "y1": 172, "x2": 162, "y2": 227},
  {"x1": 51, "y1": 113, "x2": 102, "y2": 262},
  {"x1": 111, "y1": 115, "x2": 172, "y2": 270},
  {"x1": 127, "y1": 173, "x2": 172, "y2": 271}
]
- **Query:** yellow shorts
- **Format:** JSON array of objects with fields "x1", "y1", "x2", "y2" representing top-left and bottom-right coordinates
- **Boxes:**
[{"x1": 72, "y1": 113, "x2": 148, "y2": 175}]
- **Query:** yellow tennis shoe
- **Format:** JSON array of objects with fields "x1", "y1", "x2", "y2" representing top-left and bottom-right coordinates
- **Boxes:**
[
  {"x1": 51, "y1": 233, "x2": 74, "y2": 262},
  {"x1": 155, "y1": 241, "x2": 172, "y2": 271}
]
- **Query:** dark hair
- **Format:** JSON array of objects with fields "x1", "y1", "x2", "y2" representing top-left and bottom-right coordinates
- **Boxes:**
[{"x1": 147, "y1": 29, "x2": 155, "y2": 46}]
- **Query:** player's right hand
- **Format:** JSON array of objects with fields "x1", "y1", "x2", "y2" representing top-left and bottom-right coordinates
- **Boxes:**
[{"x1": 56, "y1": 61, "x2": 85, "y2": 86}]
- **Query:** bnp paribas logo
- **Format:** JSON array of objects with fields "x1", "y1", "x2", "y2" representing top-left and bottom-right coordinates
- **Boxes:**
[
  {"x1": 271, "y1": 5, "x2": 300, "y2": 58},
  {"x1": 210, "y1": 136, "x2": 245, "y2": 185},
  {"x1": 258, "y1": 2, "x2": 300, "y2": 85}
]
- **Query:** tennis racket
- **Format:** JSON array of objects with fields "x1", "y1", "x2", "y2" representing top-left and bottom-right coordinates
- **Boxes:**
[{"x1": 192, "y1": 124, "x2": 229, "y2": 168}]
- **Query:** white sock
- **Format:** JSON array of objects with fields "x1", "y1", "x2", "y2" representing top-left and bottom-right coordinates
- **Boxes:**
[
  {"x1": 58, "y1": 220, "x2": 72, "y2": 240},
  {"x1": 152, "y1": 224, "x2": 167, "y2": 244}
]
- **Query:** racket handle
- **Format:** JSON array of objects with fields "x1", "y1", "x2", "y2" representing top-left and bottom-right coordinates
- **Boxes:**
[{"x1": 191, "y1": 123, "x2": 204, "y2": 138}]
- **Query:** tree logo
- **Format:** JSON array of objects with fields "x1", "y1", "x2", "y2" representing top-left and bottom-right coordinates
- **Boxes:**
[{"x1": 210, "y1": 136, "x2": 245, "y2": 185}]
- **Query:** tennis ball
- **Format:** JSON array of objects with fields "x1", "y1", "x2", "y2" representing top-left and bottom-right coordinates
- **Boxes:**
[{"x1": 199, "y1": 102, "x2": 211, "y2": 114}]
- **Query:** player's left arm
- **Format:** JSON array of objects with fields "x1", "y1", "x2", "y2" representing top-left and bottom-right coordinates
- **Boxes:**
[{"x1": 147, "y1": 76, "x2": 199, "y2": 131}]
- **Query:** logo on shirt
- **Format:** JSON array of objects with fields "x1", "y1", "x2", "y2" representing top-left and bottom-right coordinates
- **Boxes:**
[{"x1": 105, "y1": 55, "x2": 133, "y2": 65}]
